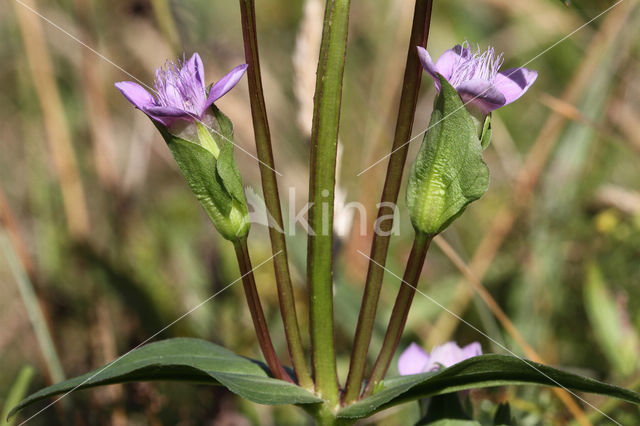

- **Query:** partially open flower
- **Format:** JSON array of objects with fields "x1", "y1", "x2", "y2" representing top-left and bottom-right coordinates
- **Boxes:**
[
  {"x1": 115, "y1": 53, "x2": 250, "y2": 241},
  {"x1": 398, "y1": 341, "x2": 482, "y2": 375},
  {"x1": 417, "y1": 42, "x2": 537, "y2": 115},
  {"x1": 115, "y1": 53, "x2": 247, "y2": 127}
]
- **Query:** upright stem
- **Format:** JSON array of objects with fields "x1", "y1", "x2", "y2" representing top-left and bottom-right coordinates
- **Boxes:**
[
  {"x1": 343, "y1": 0, "x2": 433, "y2": 404},
  {"x1": 363, "y1": 232, "x2": 431, "y2": 396},
  {"x1": 233, "y1": 238, "x2": 293, "y2": 383},
  {"x1": 307, "y1": 0, "x2": 351, "y2": 406},
  {"x1": 239, "y1": 0, "x2": 313, "y2": 390}
]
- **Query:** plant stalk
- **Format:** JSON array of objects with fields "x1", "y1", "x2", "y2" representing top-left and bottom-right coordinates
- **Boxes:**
[
  {"x1": 307, "y1": 0, "x2": 351, "y2": 406},
  {"x1": 307, "y1": 403, "x2": 355, "y2": 426},
  {"x1": 363, "y1": 232, "x2": 432, "y2": 396},
  {"x1": 343, "y1": 0, "x2": 433, "y2": 404},
  {"x1": 233, "y1": 238, "x2": 293, "y2": 383},
  {"x1": 239, "y1": 0, "x2": 313, "y2": 389}
]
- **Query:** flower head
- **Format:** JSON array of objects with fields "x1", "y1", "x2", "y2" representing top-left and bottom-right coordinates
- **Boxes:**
[
  {"x1": 417, "y1": 42, "x2": 537, "y2": 115},
  {"x1": 398, "y1": 341, "x2": 482, "y2": 376},
  {"x1": 116, "y1": 53, "x2": 247, "y2": 127}
]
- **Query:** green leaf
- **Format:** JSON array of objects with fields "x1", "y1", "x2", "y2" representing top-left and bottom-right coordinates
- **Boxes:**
[
  {"x1": 9, "y1": 338, "x2": 321, "y2": 419},
  {"x1": 337, "y1": 354, "x2": 640, "y2": 419},
  {"x1": 423, "y1": 421, "x2": 480, "y2": 426},
  {"x1": 406, "y1": 76, "x2": 490, "y2": 236}
]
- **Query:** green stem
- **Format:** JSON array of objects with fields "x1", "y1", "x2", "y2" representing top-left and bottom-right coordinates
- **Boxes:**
[
  {"x1": 238, "y1": 0, "x2": 313, "y2": 390},
  {"x1": 233, "y1": 238, "x2": 293, "y2": 383},
  {"x1": 343, "y1": 0, "x2": 433, "y2": 404},
  {"x1": 363, "y1": 232, "x2": 432, "y2": 396},
  {"x1": 307, "y1": 403, "x2": 355, "y2": 426},
  {"x1": 307, "y1": 0, "x2": 351, "y2": 406}
]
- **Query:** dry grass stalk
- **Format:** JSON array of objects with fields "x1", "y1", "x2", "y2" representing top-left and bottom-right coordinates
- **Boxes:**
[
  {"x1": 293, "y1": 0, "x2": 323, "y2": 138},
  {"x1": 13, "y1": 0, "x2": 90, "y2": 239},
  {"x1": 75, "y1": 0, "x2": 120, "y2": 191},
  {"x1": 595, "y1": 185, "x2": 640, "y2": 216}
]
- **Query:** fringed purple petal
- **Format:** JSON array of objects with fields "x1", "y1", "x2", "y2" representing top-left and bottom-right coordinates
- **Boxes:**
[
  {"x1": 398, "y1": 343, "x2": 430, "y2": 375},
  {"x1": 435, "y1": 44, "x2": 469, "y2": 80},
  {"x1": 144, "y1": 105, "x2": 193, "y2": 126},
  {"x1": 494, "y1": 67, "x2": 538, "y2": 105},
  {"x1": 457, "y1": 79, "x2": 506, "y2": 115},
  {"x1": 115, "y1": 81, "x2": 156, "y2": 110},
  {"x1": 417, "y1": 46, "x2": 442, "y2": 91},
  {"x1": 205, "y1": 64, "x2": 248, "y2": 109},
  {"x1": 185, "y1": 53, "x2": 205, "y2": 90}
]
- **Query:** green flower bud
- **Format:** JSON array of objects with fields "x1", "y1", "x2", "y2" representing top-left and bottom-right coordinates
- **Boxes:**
[{"x1": 406, "y1": 76, "x2": 490, "y2": 236}]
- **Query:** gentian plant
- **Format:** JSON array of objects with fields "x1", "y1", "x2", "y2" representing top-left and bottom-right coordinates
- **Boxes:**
[{"x1": 9, "y1": 0, "x2": 640, "y2": 425}]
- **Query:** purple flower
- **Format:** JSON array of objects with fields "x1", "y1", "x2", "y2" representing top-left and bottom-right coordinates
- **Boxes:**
[
  {"x1": 417, "y1": 42, "x2": 537, "y2": 115},
  {"x1": 398, "y1": 341, "x2": 482, "y2": 376},
  {"x1": 115, "y1": 53, "x2": 247, "y2": 127}
]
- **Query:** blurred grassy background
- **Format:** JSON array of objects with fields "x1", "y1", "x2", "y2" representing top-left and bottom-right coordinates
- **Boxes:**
[{"x1": 1, "y1": 0, "x2": 639, "y2": 424}]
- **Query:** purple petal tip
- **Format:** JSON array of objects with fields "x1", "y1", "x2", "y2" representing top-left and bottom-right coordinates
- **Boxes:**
[{"x1": 398, "y1": 342, "x2": 430, "y2": 376}]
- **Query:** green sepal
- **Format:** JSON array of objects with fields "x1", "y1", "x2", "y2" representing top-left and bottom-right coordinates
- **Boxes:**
[
  {"x1": 209, "y1": 106, "x2": 250, "y2": 238},
  {"x1": 155, "y1": 123, "x2": 247, "y2": 241},
  {"x1": 157, "y1": 124, "x2": 232, "y2": 215},
  {"x1": 217, "y1": 141, "x2": 247, "y2": 205},
  {"x1": 208, "y1": 105, "x2": 250, "y2": 237},
  {"x1": 406, "y1": 75, "x2": 490, "y2": 236},
  {"x1": 196, "y1": 121, "x2": 220, "y2": 157},
  {"x1": 480, "y1": 114, "x2": 492, "y2": 150},
  {"x1": 210, "y1": 104, "x2": 234, "y2": 150}
]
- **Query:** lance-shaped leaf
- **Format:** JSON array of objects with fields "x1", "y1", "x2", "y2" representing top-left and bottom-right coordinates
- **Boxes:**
[
  {"x1": 406, "y1": 76, "x2": 490, "y2": 236},
  {"x1": 337, "y1": 354, "x2": 640, "y2": 419},
  {"x1": 9, "y1": 338, "x2": 321, "y2": 419}
]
